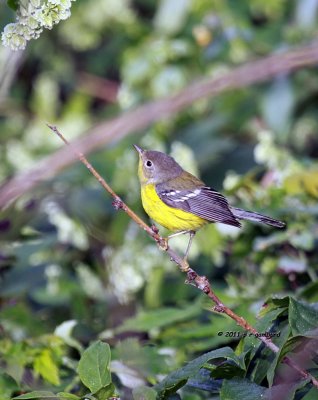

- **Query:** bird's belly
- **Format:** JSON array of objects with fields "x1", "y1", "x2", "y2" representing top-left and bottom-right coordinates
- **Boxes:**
[{"x1": 141, "y1": 184, "x2": 207, "y2": 232}]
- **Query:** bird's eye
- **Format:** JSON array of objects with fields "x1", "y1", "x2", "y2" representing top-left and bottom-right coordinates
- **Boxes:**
[{"x1": 145, "y1": 160, "x2": 152, "y2": 168}]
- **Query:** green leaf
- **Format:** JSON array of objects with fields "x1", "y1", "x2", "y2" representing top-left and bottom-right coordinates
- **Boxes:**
[
  {"x1": 243, "y1": 308, "x2": 287, "y2": 359},
  {"x1": 257, "y1": 296, "x2": 290, "y2": 319},
  {"x1": 34, "y1": 349, "x2": 60, "y2": 386},
  {"x1": 220, "y1": 378, "x2": 267, "y2": 400},
  {"x1": 92, "y1": 384, "x2": 116, "y2": 400},
  {"x1": 266, "y1": 325, "x2": 291, "y2": 385},
  {"x1": 289, "y1": 298, "x2": 318, "y2": 337},
  {"x1": 241, "y1": 307, "x2": 290, "y2": 385},
  {"x1": 0, "y1": 373, "x2": 19, "y2": 400},
  {"x1": 7, "y1": 0, "x2": 19, "y2": 11},
  {"x1": 113, "y1": 338, "x2": 169, "y2": 376},
  {"x1": 132, "y1": 386, "x2": 157, "y2": 400},
  {"x1": 265, "y1": 380, "x2": 311, "y2": 400},
  {"x1": 211, "y1": 362, "x2": 245, "y2": 380},
  {"x1": 187, "y1": 369, "x2": 222, "y2": 392},
  {"x1": 158, "y1": 311, "x2": 243, "y2": 352},
  {"x1": 77, "y1": 341, "x2": 111, "y2": 393},
  {"x1": 302, "y1": 387, "x2": 318, "y2": 400},
  {"x1": 154, "y1": 347, "x2": 244, "y2": 398},
  {"x1": 57, "y1": 394, "x2": 81, "y2": 400},
  {"x1": 13, "y1": 392, "x2": 58, "y2": 399},
  {"x1": 279, "y1": 335, "x2": 307, "y2": 359},
  {"x1": 116, "y1": 303, "x2": 201, "y2": 333}
]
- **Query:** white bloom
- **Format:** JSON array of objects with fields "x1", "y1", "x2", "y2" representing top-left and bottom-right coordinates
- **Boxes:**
[
  {"x1": 2, "y1": 0, "x2": 75, "y2": 50},
  {"x1": 2, "y1": 27, "x2": 26, "y2": 50}
]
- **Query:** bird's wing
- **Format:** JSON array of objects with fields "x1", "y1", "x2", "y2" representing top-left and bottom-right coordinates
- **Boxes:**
[{"x1": 156, "y1": 181, "x2": 241, "y2": 228}]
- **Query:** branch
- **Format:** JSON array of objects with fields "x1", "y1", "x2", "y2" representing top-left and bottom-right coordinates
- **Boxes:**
[
  {"x1": 47, "y1": 124, "x2": 318, "y2": 389},
  {"x1": 77, "y1": 72, "x2": 119, "y2": 103},
  {"x1": 2, "y1": 41, "x2": 318, "y2": 208}
]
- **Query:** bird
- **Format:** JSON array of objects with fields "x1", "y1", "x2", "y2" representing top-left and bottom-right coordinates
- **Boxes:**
[{"x1": 134, "y1": 145, "x2": 285, "y2": 260}]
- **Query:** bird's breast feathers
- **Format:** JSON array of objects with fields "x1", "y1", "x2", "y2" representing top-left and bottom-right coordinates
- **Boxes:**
[{"x1": 140, "y1": 183, "x2": 207, "y2": 231}]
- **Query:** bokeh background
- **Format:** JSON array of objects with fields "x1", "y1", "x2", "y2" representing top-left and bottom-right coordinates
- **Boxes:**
[{"x1": 1, "y1": 1, "x2": 318, "y2": 399}]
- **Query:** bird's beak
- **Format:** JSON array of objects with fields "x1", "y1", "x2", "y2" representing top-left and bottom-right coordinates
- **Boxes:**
[{"x1": 133, "y1": 144, "x2": 144, "y2": 155}]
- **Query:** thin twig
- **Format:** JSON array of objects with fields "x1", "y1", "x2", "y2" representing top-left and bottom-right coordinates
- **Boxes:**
[
  {"x1": 2, "y1": 41, "x2": 318, "y2": 208},
  {"x1": 48, "y1": 124, "x2": 318, "y2": 389}
]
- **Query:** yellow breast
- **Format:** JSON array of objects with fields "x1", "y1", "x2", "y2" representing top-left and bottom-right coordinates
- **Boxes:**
[{"x1": 140, "y1": 183, "x2": 207, "y2": 232}]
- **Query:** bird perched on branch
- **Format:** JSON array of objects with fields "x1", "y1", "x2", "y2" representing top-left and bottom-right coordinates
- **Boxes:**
[{"x1": 134, "y1": 145, "x2": 285, "y2": 260}]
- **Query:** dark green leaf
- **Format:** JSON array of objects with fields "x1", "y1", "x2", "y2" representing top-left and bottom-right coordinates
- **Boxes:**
[
  {"x1": 77, "y1": 341, "x2": 111, "y2": 393},
  {"x1": 211, "y1": 361, "x2": 245, "y2": 380},
  {"x1": 187, "y1": 368, "x2": 222, "y2": 392},
  {"x1": 155, "y1": 347, "x2": 244, "y2": 398},
  {"x1": 257, "y1": 296, "x2": 290, "y2": 319},
  {"x1": 0, "y1": 373, "x2": 19, "y2": 400},
  {"x1": 220, "y1": 378, "x2": 267, "y2": 400},
  {"x1": 266, "y1": 324, "x2": 291, "y2": 385},
  {"x1": 243, "y1": 308, "x2": 287, "y2": 358},
  {"x1": 7, "y1": 0, "x2": 19, "y2": 11},
  {"x1": 289, "y1": 298, "x2": 318, "y2": 337},
  {"x1": 302, "y1": 387, "x2": 318, "y2": 400},
  {"x1": 242, "y1": 308, "x2": 290, "y2": 385}
]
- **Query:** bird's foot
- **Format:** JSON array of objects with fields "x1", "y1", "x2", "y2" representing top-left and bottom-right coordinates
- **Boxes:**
[
  {"x1": 150, "y1": 224, "x2": 168, "y2": 250},
  {"x1": 180, "y1": 258, "x2": 190, "y2": 272},
  {"x1": 159, "y1": 237, "x2": 169, "y2": 251}
]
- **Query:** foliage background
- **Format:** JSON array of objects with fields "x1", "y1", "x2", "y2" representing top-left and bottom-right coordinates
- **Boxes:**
[{"x1": 1, "y1": 0, "x2": 318, "y2": 399}]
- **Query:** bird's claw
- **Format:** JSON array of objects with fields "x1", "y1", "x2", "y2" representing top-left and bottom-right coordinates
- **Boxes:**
[
  {"x1": 158, "y1": 237, "x2": 169, "y2": 251},
  {"x1": 180, "y1": 258, "x2": 190, "y2": 272}
]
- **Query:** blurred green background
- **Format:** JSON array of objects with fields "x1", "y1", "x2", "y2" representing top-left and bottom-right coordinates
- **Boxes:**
[{"x1": 1, "y1": 0, "x2": 318, "y2": 399}]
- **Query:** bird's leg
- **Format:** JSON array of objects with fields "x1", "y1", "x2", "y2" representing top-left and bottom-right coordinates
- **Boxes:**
[
  {"x1": 184, "y1": 230, "x2": 196, "y2": 261},
  {"x1": 167, "y1": 230, "x2": 189, "y2": 240},
  {"x1": 167, "y1": 230, "x2": 196, "y2": 262}
]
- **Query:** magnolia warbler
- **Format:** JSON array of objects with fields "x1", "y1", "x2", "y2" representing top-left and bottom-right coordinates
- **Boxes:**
[{"x1": 134, "y1": 145, "x2": 285, "y2": 259}]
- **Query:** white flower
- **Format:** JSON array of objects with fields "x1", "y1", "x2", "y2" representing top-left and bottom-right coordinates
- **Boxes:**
[
  {"x1": 1, "y1": 23, "x2": 27, "y2": 50},
  {"x1": 1, "y1": 0, "x2": 75, "y2": 50},
  {"x1": 30, "y1": 0, "x2": 42, "y2": 7}
]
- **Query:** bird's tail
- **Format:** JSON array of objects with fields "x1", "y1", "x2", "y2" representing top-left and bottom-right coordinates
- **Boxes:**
[{"x1": 230, "y1": 207, "x2": 285, "y2": 228}]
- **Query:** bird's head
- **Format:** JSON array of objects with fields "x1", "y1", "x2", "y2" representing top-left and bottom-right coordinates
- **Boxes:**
[{"x1": 133, "y1": 145, "x2": 183, "y2": 185}]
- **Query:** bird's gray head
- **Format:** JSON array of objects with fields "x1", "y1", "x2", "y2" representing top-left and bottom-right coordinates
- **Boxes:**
[{"x1": 134, "y1": 145, "x2": 183, "y2": 184}]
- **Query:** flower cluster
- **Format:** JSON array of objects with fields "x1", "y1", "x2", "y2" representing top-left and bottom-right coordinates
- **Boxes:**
[{"x1": 2, "y1": 0, "x2": 75, "y2": 50}]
